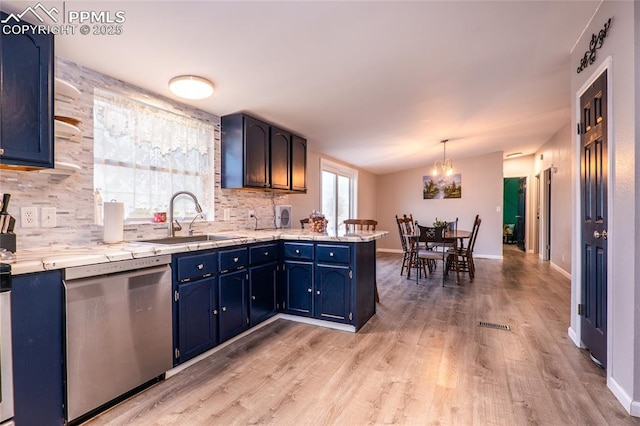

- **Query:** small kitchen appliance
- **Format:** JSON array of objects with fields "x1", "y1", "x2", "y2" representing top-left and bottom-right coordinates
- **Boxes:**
[{"x1": 274, "y1": 205, "x2": 292, "y2": 228}]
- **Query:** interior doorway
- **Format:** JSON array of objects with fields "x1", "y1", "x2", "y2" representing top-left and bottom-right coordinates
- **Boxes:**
[
  {"x1": 540, "y1": 168, "x2": 552, "y2": 261},
  {"x1": 503, "y1": 177, "x2": 526, "y2": 251}
]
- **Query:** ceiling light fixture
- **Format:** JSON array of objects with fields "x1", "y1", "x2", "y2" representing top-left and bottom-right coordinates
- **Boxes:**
[
  {"x1": 168, "y1": 75, "x2": 214, "y2": 100},
  {"x1": 506, "y1": 152, "x2": 523, "y2": 158},
  {"x1": 432, "y1": 139, "x2": 453, "y2": 176}
]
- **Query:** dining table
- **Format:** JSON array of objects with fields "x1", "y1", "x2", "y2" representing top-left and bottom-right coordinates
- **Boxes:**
[{"x1": 404, "y1": 229, "x2": 472, "y2": 284}]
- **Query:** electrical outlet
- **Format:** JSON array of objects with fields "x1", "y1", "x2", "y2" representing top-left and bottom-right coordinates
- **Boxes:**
[
  {"x1": 21, "y1": 206, "x2": 38, "y2": 228},
  {"x1": 41, "y1": 207, "x2": 57, "y2": 228},
  {"x1": 248, "y1": 210, "x2": 255, "y2": 219}
]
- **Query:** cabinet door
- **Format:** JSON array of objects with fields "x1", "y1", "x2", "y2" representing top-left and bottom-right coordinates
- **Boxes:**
[
  {"x1": 12, "y1": 270, "x2": 64, "y2": 425},
  {"x1": 0, "y1": 13, "x2": 54, "y2": 168},
  {"x1": 270, "y1": 126, "x2": 290, "y2": 190},
  {"x1": 243, "y1": 116, "x2": 270, "y2": 188},
  {"x1": 219, "y1": 270, "x2": 248, "y2": 342},
  {"x1": 249, "y1": 262, "x2": 277, "y2": 327},
  {"x1": 291, "y1": 135, "x2": 307, "y2": 192},
  {"x1": 315, "y1": 264, "x2": 351, "y2": 323},
  {"x1": 177, "y1": 277, "x2": 217, "y2": 363},
  {"x1": 283, "y1": 261, "x2": 313, "y2": 317}
]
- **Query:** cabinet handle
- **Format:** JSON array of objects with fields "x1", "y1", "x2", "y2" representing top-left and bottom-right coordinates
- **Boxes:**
[
  {"x1": 197, "y1": 263, "x2": 204, "y2": 270},
  {"x1": 252, "y1": 296, "x2": 256, "y2": 300},
  {"x1": 264, "y1": 251, "x2": 269, "y2": 256},
  {"x1": 222, "y1": 306, "x2": 227, "y2": 312},
  {"x1": 329, "y1": 252, "x2": 334, "y2": 257},
  {"x1": 316, "y1": 290, "x2": 320, "y2": 295},
  {"x1": 233, "y1": 257, "x2": 239, "y2": 262},
  {"x1": 295, "y1": 249, "x2": 300, "y2": 254},
  {"x1": 0, "y1": 148, "x2": 4, "y2": 155},
  {"x1": 307, "y1": 288, "x2": 312, "y2": 293},
  {"x1": 213, "y1": 310, "x2": 218, "y2": 315}
]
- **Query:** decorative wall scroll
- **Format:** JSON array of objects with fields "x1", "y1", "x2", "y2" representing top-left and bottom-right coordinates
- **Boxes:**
[
  {"x1": 577, "y1": 18, "x2": 612, "y2": 74},
  {"x1": 423, "y1": 174, "x2": 462, "y2": 199}
]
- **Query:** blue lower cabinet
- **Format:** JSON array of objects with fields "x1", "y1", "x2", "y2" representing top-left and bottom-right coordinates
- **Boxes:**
[
  {"x1": 315, "y1": 264, "x2": 351, "y2": 323},
  {"x1": 12, "y1": 270, "x2": 64, "y2": 425},
  {"x1": 283, "y1": 260, "x2": 314, "y2": 316},
  {"x1": 249, "y1": 262, "x2": 277, "y2": 327},
  {"x1": 219, "y1": 270, "x2": 249, "y2": 342},
  {"x1": 176, "y1": 277, "x2": 218, "y2": 364}
]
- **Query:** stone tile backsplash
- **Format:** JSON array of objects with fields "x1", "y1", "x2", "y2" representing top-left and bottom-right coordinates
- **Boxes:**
[{"x1": 0, "y1": 57, "x2": 289, "y2": 250}]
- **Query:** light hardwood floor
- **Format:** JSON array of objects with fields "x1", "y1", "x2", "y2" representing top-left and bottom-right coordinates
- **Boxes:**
[{"x1": 87, "y1": 248, "x2": 639, "y2": 425}]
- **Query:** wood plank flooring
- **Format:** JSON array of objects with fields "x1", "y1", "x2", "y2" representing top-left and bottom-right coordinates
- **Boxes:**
[{"x1": 86, "y1": 248, "x2": 639, "y2": 425}]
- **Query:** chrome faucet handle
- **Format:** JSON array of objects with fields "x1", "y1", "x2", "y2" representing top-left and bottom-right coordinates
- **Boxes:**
[{"x1": 173, "y1": 219, "x2": 182, "y2": 233}]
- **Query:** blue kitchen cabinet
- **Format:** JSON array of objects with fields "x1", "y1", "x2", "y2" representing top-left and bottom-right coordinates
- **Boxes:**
[
  {"x1": 249, "y1": 243, "x2": 278, "y2": 327},
  {"x1": 0, "y1": 12, "x2": 55, "y2": 169},
  {"x1": 283, "y1": 260, "x2": 314, "y2": 317},
  {"x1": 172, "y1": 251, "x2": 218, "y2": 365},
  {"x1": 11, "y1": 270, "x2": 64, "y2": 425},
  {"x1": 218, "y1": 269, "x2": 249, "y2": 342},
  {"x1": 315, "y1": 264, "x2": 351, "y2": 323},
  {"x1": 177, "y1": 277, "x2": 218, "y2": 364},
  {"x1": 218, "y1": 247, "x2": 249, "y2": 342},
  {"x1": 249, "y1": 262, "x2": 277, "y2": 327}
]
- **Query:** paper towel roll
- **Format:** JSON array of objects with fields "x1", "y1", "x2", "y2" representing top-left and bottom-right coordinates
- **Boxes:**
[{"x1": 103, "y1": 201, "x2": 124, "y2": 243}]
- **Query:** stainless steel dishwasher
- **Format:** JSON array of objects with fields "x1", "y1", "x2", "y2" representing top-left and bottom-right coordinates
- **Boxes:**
[{"x1": 64, "y1": 255, "x2": 173, "y2": 423}]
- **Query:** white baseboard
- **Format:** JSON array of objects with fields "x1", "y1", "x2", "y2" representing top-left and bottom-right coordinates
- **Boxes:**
[
  {"x1": 377, "y1": 248, "x2": 403, "y2": 254},
  {"x1": 608, "y1": 375, "x2": 635, "y2": 416},
  {"x1": 474, "y1": 254, "x2": 503, "y2": 260},
  {"x1": 550, "y1": 262, "x2": 571, "y2": 280},
  {"x1": 567, "y1": 326, "x2": 583, "y2": 347}
]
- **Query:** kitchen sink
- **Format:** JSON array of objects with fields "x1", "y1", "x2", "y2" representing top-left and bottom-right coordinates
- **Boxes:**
[{"x1": 137, "y1": 235, "x2": 240, "y2": 245}]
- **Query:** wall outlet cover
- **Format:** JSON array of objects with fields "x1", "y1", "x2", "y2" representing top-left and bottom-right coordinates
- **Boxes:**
[{"x1": 21, "y1": 206, "x2": 39, "y2": 228}]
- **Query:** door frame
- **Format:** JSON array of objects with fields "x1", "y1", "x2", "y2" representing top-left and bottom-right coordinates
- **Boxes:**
[
  {"x1": 540, "y1": 168, "x2": 551, "y2": 261},
  {"x1": 533, "y1": 174, "x2": 540, "y2": 255},
  {"x1": 570, "y1": 56, "x2": 613, "y2": 376}
]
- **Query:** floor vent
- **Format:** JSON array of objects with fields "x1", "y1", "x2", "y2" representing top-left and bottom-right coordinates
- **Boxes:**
[{"x1": 478, "y1": 321, "x2": 510, "y2": 331}]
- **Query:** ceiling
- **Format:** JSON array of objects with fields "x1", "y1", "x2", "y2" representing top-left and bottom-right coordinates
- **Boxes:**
[{"x1": 4, "y1": 1, "x2": 601, "y2": 175}]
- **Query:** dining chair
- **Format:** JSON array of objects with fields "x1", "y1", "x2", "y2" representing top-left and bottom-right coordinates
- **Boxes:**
[
  {"x1": 415, "y1": 223, "x2": 448, "y2": 286},
  {"x1": 447, "y1": 215, "x2": 481, "y2": 281},
  {"x1": 343, "y1": 219, "x2": 377, "y2": 234},
  {"x1": 395, "y1": 214, "x2": 414, "y2": 275}
]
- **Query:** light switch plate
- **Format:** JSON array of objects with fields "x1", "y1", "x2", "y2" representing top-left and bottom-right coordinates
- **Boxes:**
[
  {"x1": 41, "y1": 207, "x2": 57, "y2": 227},
  {"x1": 21, "y1": 206, "x2": 38, "y2": 228}
]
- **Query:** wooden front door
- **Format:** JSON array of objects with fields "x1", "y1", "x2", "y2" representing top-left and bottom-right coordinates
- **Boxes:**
[{"x1": 580, "y1": 70, "x2": 608, "y2": 368}]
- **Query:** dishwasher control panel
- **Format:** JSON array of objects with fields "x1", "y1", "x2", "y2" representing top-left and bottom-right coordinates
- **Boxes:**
[{"x1": 64, "y1": 255, "x2": 171, "y2": 280}]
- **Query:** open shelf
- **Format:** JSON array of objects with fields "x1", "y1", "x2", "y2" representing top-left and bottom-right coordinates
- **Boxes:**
[
  {"x1": 54, "y1": 119, "x2": 81, "y2": 139},
  {"x1": 54, "y1": 78, "x2": 80, "y2": 100}
]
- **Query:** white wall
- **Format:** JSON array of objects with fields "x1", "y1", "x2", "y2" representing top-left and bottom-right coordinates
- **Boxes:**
[
  {"x1": 534, "y1": 123, "x2": 572, "y2": 276},
  {"x1": 569, "y1": 0, "x2": 638, "y2": 414},
  {"x1": 376, "y1": 151, "x2": 504, "y2": 258}
]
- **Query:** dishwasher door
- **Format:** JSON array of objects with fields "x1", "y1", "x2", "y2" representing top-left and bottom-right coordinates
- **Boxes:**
[{"x1": 65, "y1": 264, "x2": 172, "y2": 422}]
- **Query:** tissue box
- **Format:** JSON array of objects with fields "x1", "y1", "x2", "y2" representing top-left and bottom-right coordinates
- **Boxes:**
[{"x1": 0, "y1": 233, "x2": 16, "y2": 253}]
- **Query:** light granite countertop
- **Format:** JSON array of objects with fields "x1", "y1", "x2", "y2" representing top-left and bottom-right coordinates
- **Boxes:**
[{"x1": 5, "y1": 229, "x2": 388, "y2": 275}]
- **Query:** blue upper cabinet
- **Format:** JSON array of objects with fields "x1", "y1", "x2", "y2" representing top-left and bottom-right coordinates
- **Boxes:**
[
  {"x1": 221, "y1": 113, "x2": 306, "y2": 192},
  {"x1": 0, "y1": 12, "x2": 55, "y2": 169}
]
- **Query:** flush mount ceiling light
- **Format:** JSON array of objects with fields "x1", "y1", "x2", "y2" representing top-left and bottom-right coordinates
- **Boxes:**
[
  {"x1": 168, "y1": 75, "x2": 214, "y2": 100},
  {"x1": 432, "y1": 139, "x2": 453, "y2": 176},
  {"x1": 506, "y1": 152, "x2": 523, "y2": 158}
]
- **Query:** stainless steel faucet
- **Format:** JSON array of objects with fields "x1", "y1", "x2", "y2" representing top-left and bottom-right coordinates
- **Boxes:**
[{"x1": 168, "y1": 191, "x2": 204, "y2": 237}]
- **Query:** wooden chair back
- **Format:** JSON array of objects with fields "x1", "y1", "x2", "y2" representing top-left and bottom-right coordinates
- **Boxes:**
[
  {"x1": 395, "y1": 214, "x2": 414, "y2": 252},
  {"x1": 468, "y1": 216, "x2": 481, "y2": 252},
  {"x1": 344, "y1": 219, "x2": 377, "y2": 233}
]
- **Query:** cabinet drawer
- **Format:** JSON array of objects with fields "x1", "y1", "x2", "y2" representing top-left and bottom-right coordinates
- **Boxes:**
[
  {"x1": 176, "y1": 252, "x2": 217, "y2": 282},
  {"x1": 316, "y1": 244, "x2": 350, "y2": 264},
  {"x1": 219, "y1": 248, "x2": 248, "y2": 272},
  {"x1": 250, "y1": 243, "x2": 279, "y2": 265},
  {"x1": 283, "y1": 242, "x2": 314, "y2": 261}
]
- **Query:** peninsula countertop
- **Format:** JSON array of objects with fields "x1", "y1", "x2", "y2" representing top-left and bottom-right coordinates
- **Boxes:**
[{"x1": 6, "y1": 229, "x2": 389, "y2": 275}]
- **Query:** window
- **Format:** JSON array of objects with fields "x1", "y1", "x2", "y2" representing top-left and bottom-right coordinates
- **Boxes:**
[
  {"x1": 93, "y1": 89, "x2": 214, "y2": 222},
  {"x1": 320, "y1": 158, "x2": 358, "y2": 234}
]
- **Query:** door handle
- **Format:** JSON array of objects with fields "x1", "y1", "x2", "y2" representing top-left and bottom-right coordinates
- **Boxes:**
[{"x1": 593, "y1": 230, "x2": 608, "y2": 240}]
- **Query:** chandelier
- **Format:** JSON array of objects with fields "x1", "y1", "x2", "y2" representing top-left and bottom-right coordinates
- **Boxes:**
[{"x1": 432, "y1": 139, "x2": 453, "y2": 176}]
